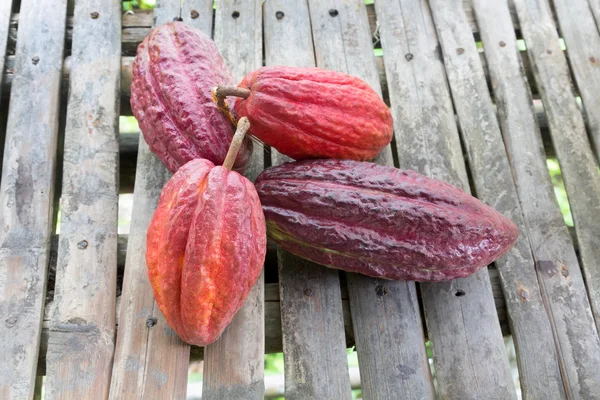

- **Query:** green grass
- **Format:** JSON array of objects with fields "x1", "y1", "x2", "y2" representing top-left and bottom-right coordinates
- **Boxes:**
[
  {"x1": 120, "y1": 116, "x2": 140, "y2": 134},
  {"x1": 547, "y1": 159, "x2": 574, "y2": 227},
  {"x1": 265, "y1": 353, "x2": 285, "y2": 376},
  {"x1": 188, "y1": 370, "x2": 203, "y2": 383},
  {"x1": 122, "y1": 0, "x2": 156, "y2": 11}
]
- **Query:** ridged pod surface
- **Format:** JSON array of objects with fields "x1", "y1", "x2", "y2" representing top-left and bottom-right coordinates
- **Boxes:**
[
  {"x1": 131, "y1": 21, "x2": 251, "y2": 173},
  {"x1": 232, "y1": 66, "x2": 393, "y2": 161},
  {"x1": 255, "y1": 159, "x2": 519, "y2": 281},
  {"x1": 146, "y1": 159, "x2": 266, "y2": 346}
]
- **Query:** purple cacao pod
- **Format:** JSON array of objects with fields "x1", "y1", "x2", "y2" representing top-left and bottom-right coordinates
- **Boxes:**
[
  {"x1": 130, "y1": 21, "x2": 251, "y2": 173},
  {"x1": 255, "y1": 159, "x2": 519, "y2": 281}
]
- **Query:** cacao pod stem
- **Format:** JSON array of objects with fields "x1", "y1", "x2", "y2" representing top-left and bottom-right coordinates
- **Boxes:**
[
  {"x1": 223, "y1": 117, "x2": 251, "y2": 170},
  {"x1": 214, "y1": 85, "x2": 251, "y2": 100},
  {"x1": 212, "y1": 86, "x2": 251, "y2": 127}
]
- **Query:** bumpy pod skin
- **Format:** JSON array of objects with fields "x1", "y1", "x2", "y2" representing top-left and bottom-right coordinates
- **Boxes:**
[
  {"x1": 131, "y1": 22, "x2": 251, "y2": 173},
  {"x1": 146, "y1": 159, "x2": 266, "y2": 346},
  {"x1": 255, "y1": 159, "x2": 519, "y2": 281},
  {"x1": 233, "y1": 66, "x2": 393, "y2": 161}
]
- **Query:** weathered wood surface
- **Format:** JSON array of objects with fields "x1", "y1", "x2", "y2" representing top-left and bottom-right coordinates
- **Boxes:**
[
  {"x1": 2, "y1": 46, "x2": 540, "y2": 115},
  {"x1": 551, "y1": 0, "x2": 600, "y2": 161},
  {"x1": 264, "y1": 1, "x2": 351, "y2": 399},
  {"x1": 475, "y1": 1, "x2": 600, "y2": 398},
  {"x1": 385, "y1": 0, "x2": 515, "y2": 398},
  {"x1": 44, "y1": 233, "x2": 510, "y2": 325},
  {"x1": 38, "y1": 282, "x2": 355, "y2": 376},
  {"x1": 0, "y1": 52, "x2": 564, "y2": 145},
  {"x1": 0, "y1": 0, "x2": 68, "y2": 397},
  {"x1": 44, "y1": 0, "x2": 121, "y2": 398},
  {"x1": 6, "y1": 1, "x2": 520, "y2": 55},
  {"x1": 514, "y1": 0, "x2": 600, "y2": 337},
  {"x1": 306, "y1": 1, "x2": 435, "y2": 398},
  {"x1": 202, "y1": 1, "x2": 265, "y2": 399},
  {"x1": 0, "y1": 0, "x2": 12, "y2": 109},
  {"x1": 108, "y1": 2, "x2": 213, "y2": 398},
  {"x1": 441, "y1": 0, "x2": 569, "y2": 397}
]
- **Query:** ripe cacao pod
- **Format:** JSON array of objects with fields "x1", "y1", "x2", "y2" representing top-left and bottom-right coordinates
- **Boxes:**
[
  {"x1": 131, "y1": 21, "x2": 251, "y2": 173},
  {"x1": 255, "y1": 159, "x2": 519, "y2": 281},
  {"x1": 146, "y1": 158, "x2": 266, "y2": 346},
  {"x1": 217, "y1": 66, "x2": 393, "y2": 161}
]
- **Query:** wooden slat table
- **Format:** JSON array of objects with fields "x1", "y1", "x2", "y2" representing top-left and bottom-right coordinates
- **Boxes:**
[
  {"x1": 45, "y1": 0, "x2": 121, "y2": 398},
  {"x1": 474, "y1": 1, "x2": 600, "y2": 396},
  {"x1": 0, "y1": 0, "x2": 68, "y2": 398},
  {"x1": 1, "y1": 0, "x2": 599, "y2": 399}
]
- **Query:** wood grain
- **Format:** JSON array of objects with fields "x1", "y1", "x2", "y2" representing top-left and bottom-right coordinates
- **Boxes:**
[
  {"x1": 44, "y1": 1, "x2": 121, "y2": 398},
  {"x1": 38, "y1": 282, "x2": 354, "y2": 376},
  {"x1": 0, "y1": 0, "x2": 68, "y2": 397},
  {"x1": 474, "y1": 0, "x2": 600, "y2": 397},
  {"x1": 514, "y1": 0, "x2": 600, "y2": 338},
  {"x1": 43, "y1": 232, "x2": 511, "y2": 329},
  {"x1": 37, "y1": 277, "x2": 514, "y2": 376},
  {"x1": 381, "y1": 0, "x2": 516, "y2": 398},
  {"x1": 7, "y1": 0, "x2": 520, "y2": 56},
  {"x1": 202, "y1": 1, "x2": 265, "y2": 399},
  {"x1": 307, "y1": 1, "x2": 435, "y2": 398},
  {"x1": 551, "y1": 0, "x2": 600, "y2": 161},
  {"x1": 1, "y1": 43, "x2": 540, "y2": 109},
  {"x1": 108, "y1": 2, "x2": 213, "y2": 398},
  {"x1": 436, "y1": 0, "x2": 570, "y2": 397},
  {"x1": 264, "y1": 1, "x2": 352, "y2": 399}
]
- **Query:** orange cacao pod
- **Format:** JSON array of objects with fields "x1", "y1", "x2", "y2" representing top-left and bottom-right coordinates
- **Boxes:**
[
  {"x1": 217, "y1": 66, "x2": 393, "y2": 161},
  {"x1": 146, "y1": 158, "x2": 266, "y2": 346}
]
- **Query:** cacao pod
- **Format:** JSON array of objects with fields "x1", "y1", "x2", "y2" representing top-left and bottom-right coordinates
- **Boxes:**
[
  {"x1": 146, "y1": 158, "x2": 266, "y2": 346},
  {"x1": 131, "y1": 21, "x2": 252, "y2": 173},
  {"x1": 216, "y1": 66, "x2": 393, "y2": 161},
  {"x1": 255, "y1": 159, "x2": 519, "y2": 281}
]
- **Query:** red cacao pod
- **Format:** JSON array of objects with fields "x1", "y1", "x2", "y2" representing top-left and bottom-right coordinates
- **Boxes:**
[
  {"x1": 146, "y1": 158, "x2": 266, "y2": 346},
  {"x1": 255, "y1": 159, "x2": 519, "y2": 281},
  {"x1": 131, "y1": 21, "x2": 252, "y2": 173},
  {"x1": 216, "y1": 66, "x2": 393, "y2": 161}
]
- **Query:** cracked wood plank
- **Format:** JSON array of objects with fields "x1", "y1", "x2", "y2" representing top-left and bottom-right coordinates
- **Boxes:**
[
  {"x1": 44, "y1": 0, "x2": 121, "y2": 398},
  {"x1": 0, "y1": 0, "x2": 68, "y2": 398},
  {"x1": 474, "y1": 0, "x2": 600, "y2": 396},
  {"x1": 551, "y1": 0, "x2": 600, "y2": 161},
  {"x1": 433, "y1": 0, "x2": 581, "y2": 397},
  {"x1": 514, "y1": 0, "x2": 600, "y2": 338}
]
